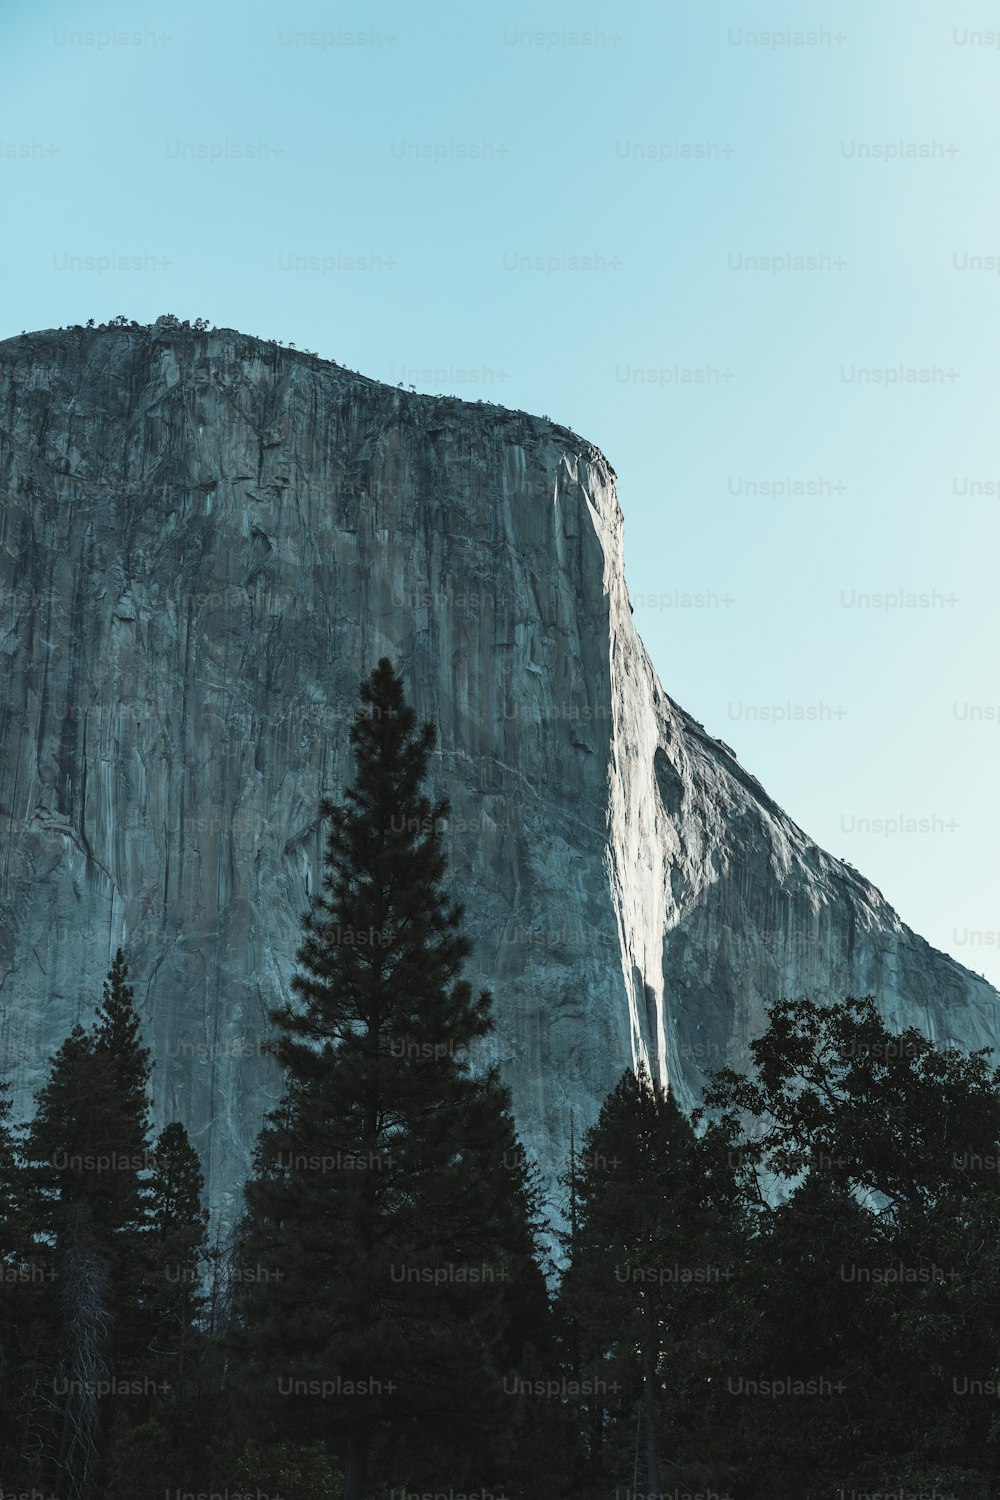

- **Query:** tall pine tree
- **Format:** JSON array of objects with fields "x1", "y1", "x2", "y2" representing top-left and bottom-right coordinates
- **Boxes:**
[
  {"x1": 228, "y1": 658, "x2": 547, "y2": 1500},
  {"x1": 0, "y1": 1079, "x2": 39, "y2": 1480},
  {"x1": 23, "y1": 1022, "x2": 119, "y2": 1499},
  {"x1": 557, "y1": 1063, "x2": 744, "y2": 1498},
  {"x1": 101, "y1": 1119, "x2": 214, "y2": 1500},
  {"x1": 21, "y1": 950, "x2": 209, "y2": 1498}
]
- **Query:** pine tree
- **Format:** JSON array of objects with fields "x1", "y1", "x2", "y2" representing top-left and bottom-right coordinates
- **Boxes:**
[
  {"x1": 92, "y1": 950, "x2": 158, "y2": 1378},
  {"x1": 557, "y1": 1064, "x2": 743, "y2": 1497},
  {"x1": 148, "y1": 1120, "x2": 209, "y2": 1354},
  {"x1": 0, "y1": 1081, "x2": 30, "y2": 1258},
  {"x1": 100, "y1": 1122, "x2": 214, "y2": 1500},
  {"x1": 21, "y1": 954, "x2": 156, "y2": 1496},
  {"x1": 148, "y1": 1122, "x2": 210, "y2": 1418},
  {"x1": 0, "y1": 1080, "x2": 39, "y2": 1480},
  {"x1": 92, "y1": 950, "x2": 154, "y2": 1161},
  {"x1": 28, "y1": 954, "x2": 154, "y2": 1267},
  {"x1": 101, "y1": 1128, "x2": 211, "y2": 1500},
  {"x1": 228, "y1": 658, "x2": 548, "y2": 1500},
  {"x1": 0, "y1": 955, "x2": 218, "y2": 1495}
]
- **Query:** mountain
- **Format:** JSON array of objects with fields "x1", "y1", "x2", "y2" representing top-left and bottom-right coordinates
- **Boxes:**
[{"x1": 1, "y1": 318, "x2": 997, "y2": 1230}]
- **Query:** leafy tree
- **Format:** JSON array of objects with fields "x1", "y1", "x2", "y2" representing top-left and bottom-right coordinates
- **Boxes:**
[
  {"x1": 701, "y1": 995, "x2": 1000, "y2": 1494},
  {"x1": 700, "y1": 994, "x2": 1000, "y2": 1216},
  {"x1": 228, "y1": 658, "x2": 549, "y2": 1500}
]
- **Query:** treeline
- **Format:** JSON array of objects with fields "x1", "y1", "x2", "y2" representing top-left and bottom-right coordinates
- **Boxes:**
[{"x1": 3, "y1": 660, "x2": 1000, "y2": 1498}]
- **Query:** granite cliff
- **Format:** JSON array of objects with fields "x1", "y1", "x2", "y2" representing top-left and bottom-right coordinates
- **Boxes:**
[{"x1": 1, "y1": 320, "x2": 997, "y2": 1229}]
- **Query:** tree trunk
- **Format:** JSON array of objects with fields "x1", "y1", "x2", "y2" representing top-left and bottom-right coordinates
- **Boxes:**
[
  {"x1": 641, "y1": 1285, "x2": 660, "y2": 1495},
  {"x1": 56, "y1": 1203, "x2": 110, "y2": 1499}
]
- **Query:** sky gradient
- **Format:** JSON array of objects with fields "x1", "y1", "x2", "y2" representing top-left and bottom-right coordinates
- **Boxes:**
[{"x1": 3, "y1": 0, "x2": 999, "y2": 987}]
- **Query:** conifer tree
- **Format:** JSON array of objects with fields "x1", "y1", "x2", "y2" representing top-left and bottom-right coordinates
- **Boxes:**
[
  {"x1": 21, "y1": 954, "x2": 158, "y2": 1495},
  {"x1": 93, "y1": 950, "x2": 158, "y2": 1377},
  {"x1": 558, "y1": 1064, "x2": 743, "y2": 1497},
  {"x1": 229, "y1": 658, "x2": 547, "y2": 1500},
  {"x1": 28, "y1": 953, "x2": 154, "y2": 1269},
  {"x1": 0, "y1": 955, "x2": 214, "y2": 1495},
  {"x1": 0, "y1": 1081, "x2": 30, "y2": 1258},
  {"x1": 19, "y1": 1025, "x2": 111, "y2": 1496},
  {"x1": 146, "y1": 1120, "x2": 210, "y2": 1401},
  {"x1": 96, "y1": 1124, "x2": 213, "y2": 1500},
  {"x1": 0, "y1": 1080, "x2": 38, "y2": 1479},
  {"x1": 97, "y1": 978, "x2": 215, "y2": 1493}
]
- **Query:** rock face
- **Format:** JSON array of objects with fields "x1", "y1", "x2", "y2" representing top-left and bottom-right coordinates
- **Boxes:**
[{"x1": 1, "y1": 322, "x2": 998, "y2": 1230}]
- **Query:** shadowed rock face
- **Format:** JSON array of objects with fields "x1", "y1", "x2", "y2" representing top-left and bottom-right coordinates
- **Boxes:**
[{"x1": 1, "y1": 323, "x2": 997, "y2": 1230}]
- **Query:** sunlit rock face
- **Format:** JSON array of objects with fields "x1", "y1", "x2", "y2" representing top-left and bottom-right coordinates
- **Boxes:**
[{"x1": 1, "y1": 322, "x2": 997, "y2": 1230}]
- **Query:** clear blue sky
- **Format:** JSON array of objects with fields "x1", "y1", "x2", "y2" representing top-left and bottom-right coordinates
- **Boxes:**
[{"x1": 4, "y1": 0, "x2": 999, "y2": 986}]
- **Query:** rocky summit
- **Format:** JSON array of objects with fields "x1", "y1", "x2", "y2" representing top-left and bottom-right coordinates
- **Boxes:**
[{"x1": 1, "y1": 319, "x2": 997, "y2": 1230}]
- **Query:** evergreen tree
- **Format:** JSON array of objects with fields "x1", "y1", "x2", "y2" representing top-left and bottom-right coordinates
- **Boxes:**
[
  {"x1": 110, "y1": 1121, "x2": 211, "y2": 1491},
  {"x1": 28, "y1": 953, "x2": 154, "y2": 1284},
  {"x1": 147, "y1": 1120, "x2": 209, "y2": 1372},
  {"x1": 92, "y1": 950, "x2": 158, "y2": 1380},
  {"x1": 101, "y1": 1122, "x2": 215, "y2": 1500},
  {"x1": 228, "y1": 658, "x2": 548, "y2": 1500},
  {"x1": 0, "y1": 1080, "x2": 40, "y2": 1480},
  {"x1": 0, "y1": 1080, "x2": 31, "y2": 1259},
  {"x1": 557, "y1": 1064, "x2": 744, "y2": 1498},
  {"x1": 20, "y1": 1025, "x2": 112, "y2": 1497},
  {"x1": 702, "y1": 1167, "x2": 891, "y2": 1498},
  {"x1": 20, "y1": 952, "x2": 183, "y2": 1497}
]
